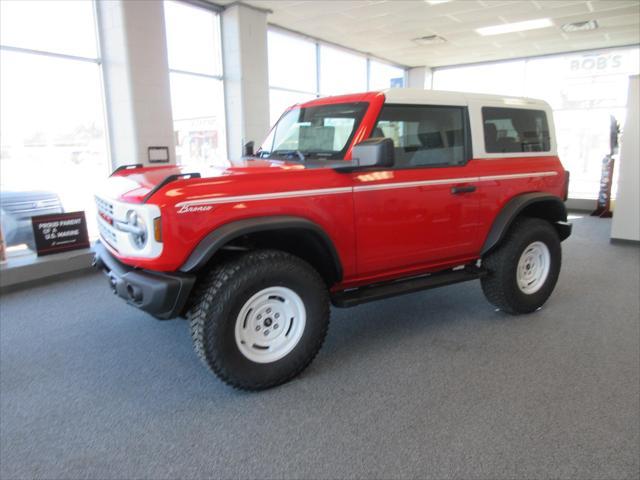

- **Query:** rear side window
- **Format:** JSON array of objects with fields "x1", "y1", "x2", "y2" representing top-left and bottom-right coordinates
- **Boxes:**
[
  {"x1": 482, "y1": 107, "x2": 550, "y2": 153},
  {"x1": 373, "y1": 104, "x2": 469, "y2": 168}
]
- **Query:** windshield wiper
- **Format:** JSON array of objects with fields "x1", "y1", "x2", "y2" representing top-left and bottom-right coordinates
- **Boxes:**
[
  {"x1": 303, "y1": 151, "x2": 334, "y2": 158},
  {"x1": 270, "y1": 150, "x2": 306, "y2": 162}
]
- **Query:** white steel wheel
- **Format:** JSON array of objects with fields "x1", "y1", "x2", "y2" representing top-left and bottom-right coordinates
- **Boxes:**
[
  {"x1": 234, "y1": 286, "x2": 306, "y2": 364},
  {"x1": 516, "y1": 241, "x2": 551, "y2": 295}
]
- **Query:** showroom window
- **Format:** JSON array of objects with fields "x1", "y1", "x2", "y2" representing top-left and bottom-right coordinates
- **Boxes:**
[
  {"x1": 319, "y1": 45, "x2": 367, "y2": 96},
  {"x1": 267, "y1": 28, "x2": 406, "y2": 126},
  {"x1": 433, "y1": 46, "x2": 640, "y2": 199},
  {"x1": 374, "y1": 105, "x2": 468, "y2": 168},
  {"x1": 433, "y1": 60, "x2": 527, "y2": 97},
  {"x1": 0, "y1": 0, "x2": 108, "y2": 258},
  {"x1": 164, "y1": 0, "x2": 227, "y2": 168},
  {"x1": 369, "y1": 60, "x2": 406, "y2": 90},
  {"x1": 268, "y1": 30, "x2": 318, "y2": 125}
]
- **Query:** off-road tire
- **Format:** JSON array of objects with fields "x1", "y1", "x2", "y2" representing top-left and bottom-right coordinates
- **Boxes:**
[
  {"x1": 481, "y1": 217, "x2": 561, "y2": 314},
  {"x1": 188, "y1": 249, "x2": 330, "y2": 390}
]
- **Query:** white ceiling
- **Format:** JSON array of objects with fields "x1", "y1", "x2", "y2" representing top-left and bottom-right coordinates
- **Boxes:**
[{"x1": 214, "y1": 0, "x2": 640, "y2": 67}]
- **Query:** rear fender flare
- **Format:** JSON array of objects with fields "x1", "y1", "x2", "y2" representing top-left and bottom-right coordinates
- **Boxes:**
[{"x1": 481, "y1": 193, "x2": 570, "y2": 256}]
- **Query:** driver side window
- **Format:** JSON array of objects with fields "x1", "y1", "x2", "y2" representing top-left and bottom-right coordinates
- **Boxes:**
[{"x1": 372, "y1": 104, "x2": 470, "y2": 168}]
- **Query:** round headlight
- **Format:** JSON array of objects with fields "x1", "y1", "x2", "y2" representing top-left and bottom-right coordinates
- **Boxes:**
[{"x1": 126, "y1": 210, "x2": 147, "y2": 249}]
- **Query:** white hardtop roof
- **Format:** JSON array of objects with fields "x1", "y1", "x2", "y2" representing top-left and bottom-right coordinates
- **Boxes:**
[{"x1": 381, "y1": 88, "x2": 549, "y2": 109}]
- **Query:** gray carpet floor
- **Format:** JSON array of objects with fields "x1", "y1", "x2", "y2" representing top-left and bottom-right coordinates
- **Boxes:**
[{"x1": 1, "y1": 215, "x2": 638, "y2": 479}]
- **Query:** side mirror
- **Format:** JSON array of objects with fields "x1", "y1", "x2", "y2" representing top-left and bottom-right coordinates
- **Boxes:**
[
  {"x1": 243, "y1": 141, "x2": 255, "y2": 157},
  {"x1": 351, "y1": 137, "x2": 394, "y2": 168}
]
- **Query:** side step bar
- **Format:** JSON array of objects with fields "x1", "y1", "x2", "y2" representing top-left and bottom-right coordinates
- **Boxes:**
[{"x1": 331, "y1": 265, "x2": 487, "y2": 308}]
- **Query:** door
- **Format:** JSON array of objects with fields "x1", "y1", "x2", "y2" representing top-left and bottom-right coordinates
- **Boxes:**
[{"x1": 352, "y1": 103, "x2": 480, "y2": 278}]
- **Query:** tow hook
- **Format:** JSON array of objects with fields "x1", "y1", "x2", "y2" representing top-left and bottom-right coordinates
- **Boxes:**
[{"x1": 126, "y1": 284, "x2": 143, "y2": 303}]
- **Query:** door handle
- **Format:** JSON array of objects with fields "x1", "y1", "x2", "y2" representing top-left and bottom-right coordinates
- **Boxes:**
[{"x1": 451, "y1": 185, "x2": 477, "y2": 194}]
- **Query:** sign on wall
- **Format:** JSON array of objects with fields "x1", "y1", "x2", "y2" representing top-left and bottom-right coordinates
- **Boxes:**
[
  {"x1": 148, "y1": 146, "x2": 170, "y2": 163},
  {"x1": 31, "y1": 211, "x2": 90, "y2": 256}
]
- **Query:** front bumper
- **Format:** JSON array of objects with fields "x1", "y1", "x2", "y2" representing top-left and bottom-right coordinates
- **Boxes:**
[{"x1": 93, "y1": 241, "x2": 195, "y2": 320}]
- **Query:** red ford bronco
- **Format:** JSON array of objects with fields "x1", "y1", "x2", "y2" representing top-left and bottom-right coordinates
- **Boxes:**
[{"x1": 94, "y1": 89, "x2": 571, "y2": 390}]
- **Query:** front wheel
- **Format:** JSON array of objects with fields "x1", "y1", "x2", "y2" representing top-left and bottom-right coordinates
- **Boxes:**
[
  {"x1": 188, "y1": 249, "x2": 330, "y2": 390},
  {"x1": 481, "y1": 217, "x2": 562, "y2": 314}
]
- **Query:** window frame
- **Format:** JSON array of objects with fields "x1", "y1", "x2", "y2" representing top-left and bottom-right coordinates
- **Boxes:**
[
  {"x1": 163, "y1": 0, "x2": 227, "y2": 166},
  {"x1": 164, "y1": 0, "x2": 223, "y2": 78},
  {"x1": 0, "y1": 0, "x2": 110, "y2": 253},
  {"x1": 369, "y1": 103, "x2": 473, "y2": 170}
]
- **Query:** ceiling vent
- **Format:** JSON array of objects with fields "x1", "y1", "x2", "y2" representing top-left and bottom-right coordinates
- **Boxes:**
[
  {"x1": 561, "y1": 20, "x2": 599, "y2": 32},
  {"x1": 412, "y1": 35, "x2": 447, "y2": 46}
]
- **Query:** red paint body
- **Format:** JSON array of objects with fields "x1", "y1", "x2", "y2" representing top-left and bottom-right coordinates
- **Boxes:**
[{"x1": 101, "y1": 92, "x2": 567, "y2": 290}]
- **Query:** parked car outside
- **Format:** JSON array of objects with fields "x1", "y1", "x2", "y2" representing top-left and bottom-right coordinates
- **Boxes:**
[{"x1": 0, "y1": 191, "x2": 64, "y2": 251}]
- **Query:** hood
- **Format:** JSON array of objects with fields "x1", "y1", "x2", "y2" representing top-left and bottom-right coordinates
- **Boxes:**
[{"x1": 100, "y1": 158, "x2": 308, "y2": 203}]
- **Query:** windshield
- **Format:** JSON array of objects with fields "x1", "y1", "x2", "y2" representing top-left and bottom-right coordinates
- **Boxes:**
[{"x1": 258, "y1": 102, "x2": 368, "y2": 160}]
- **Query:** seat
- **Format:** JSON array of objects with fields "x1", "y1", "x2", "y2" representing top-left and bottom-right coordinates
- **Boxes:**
[
  {"x1": 484, "y1": 123, "x2": 498, "y2": 152},
  {"x1": 495, "y1": 136, "x2": 519, "y2": 152},
  {"x1": 372, "y1": 127, "x2": 385, "y2": 138}
]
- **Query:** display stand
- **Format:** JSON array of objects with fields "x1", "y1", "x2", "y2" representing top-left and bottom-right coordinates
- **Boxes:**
[
  {"x1": 591, "y1": 116, "x2": 620, "y2": 218},
  {"x1": 591, "y1": 154, "x2": 615, "y2": 218}
]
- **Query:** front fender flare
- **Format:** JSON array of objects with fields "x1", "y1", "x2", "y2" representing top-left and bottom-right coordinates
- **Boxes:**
[{"x1": 179, "y1": 216, "x2": 343, "y2": 280}]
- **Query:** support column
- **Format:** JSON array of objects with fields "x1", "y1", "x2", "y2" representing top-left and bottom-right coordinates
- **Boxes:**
[
  {"x1": 611, "y1": 75, "x2": 640, "y2": 242},
  {"x1": 97, "y1": 0, "x2": 175, "y2": 168},
  {"x1": 222, "y1": 3, "x2": 270, "y2": 162},
  {"x1": 407, "y1": 66, "x2": 433, "y2": 89}
]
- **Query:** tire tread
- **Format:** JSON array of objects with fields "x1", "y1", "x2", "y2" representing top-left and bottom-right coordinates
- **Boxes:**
[
  {"x1": 187, "y1": 250, "x2": 329, "y2": 391},
  {"x1": 481, "y1": 216, "x2": 561, "y2": 314}
]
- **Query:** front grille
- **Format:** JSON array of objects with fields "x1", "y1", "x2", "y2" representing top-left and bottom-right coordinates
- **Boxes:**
[
  {"x1": 95, "y1": 196, "x2": 118, "y2": 247},
  {"x1": 98, "y1": 220, "x2": 117, "y2": 247},
  {"x1": 95, "y1": 196, "x2": 114, "y2": 217}
]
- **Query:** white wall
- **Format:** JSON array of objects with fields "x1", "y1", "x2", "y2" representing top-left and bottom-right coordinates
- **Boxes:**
[{"x1": 611, "y1": 75, "x2": 640, "y2": 242}]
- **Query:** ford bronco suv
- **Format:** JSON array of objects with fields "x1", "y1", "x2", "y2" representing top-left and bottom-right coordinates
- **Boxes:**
[{"x1": 94, "y1": 89, "x2": 571, "y2": 390}]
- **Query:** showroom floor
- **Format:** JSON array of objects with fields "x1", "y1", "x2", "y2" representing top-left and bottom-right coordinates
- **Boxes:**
[{"x1": 1, "y1": 215, "x2": 638, "y2": 479}]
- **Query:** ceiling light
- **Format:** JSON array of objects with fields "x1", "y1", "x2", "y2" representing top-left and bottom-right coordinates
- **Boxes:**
[
  {"x1": 425, "y1": 0, "x2": 451, "y2": 4},
  {"x1": 476, "y1": 18, "x2": 553, "y2": 36},
  {"x1": 561, "y1": 20, "x2": 599, "y2": 32},
  {"x1": 412, "y1": 35, "x2": 447, "y2": 45}
]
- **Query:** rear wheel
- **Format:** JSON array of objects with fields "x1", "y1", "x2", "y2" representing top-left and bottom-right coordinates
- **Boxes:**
[
  {"x1": 481, "y1": 217, "x2": 561, "y2": 314},
  {"x1": 188, "y1": 249, "x2": 330, "y2": 390}
]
